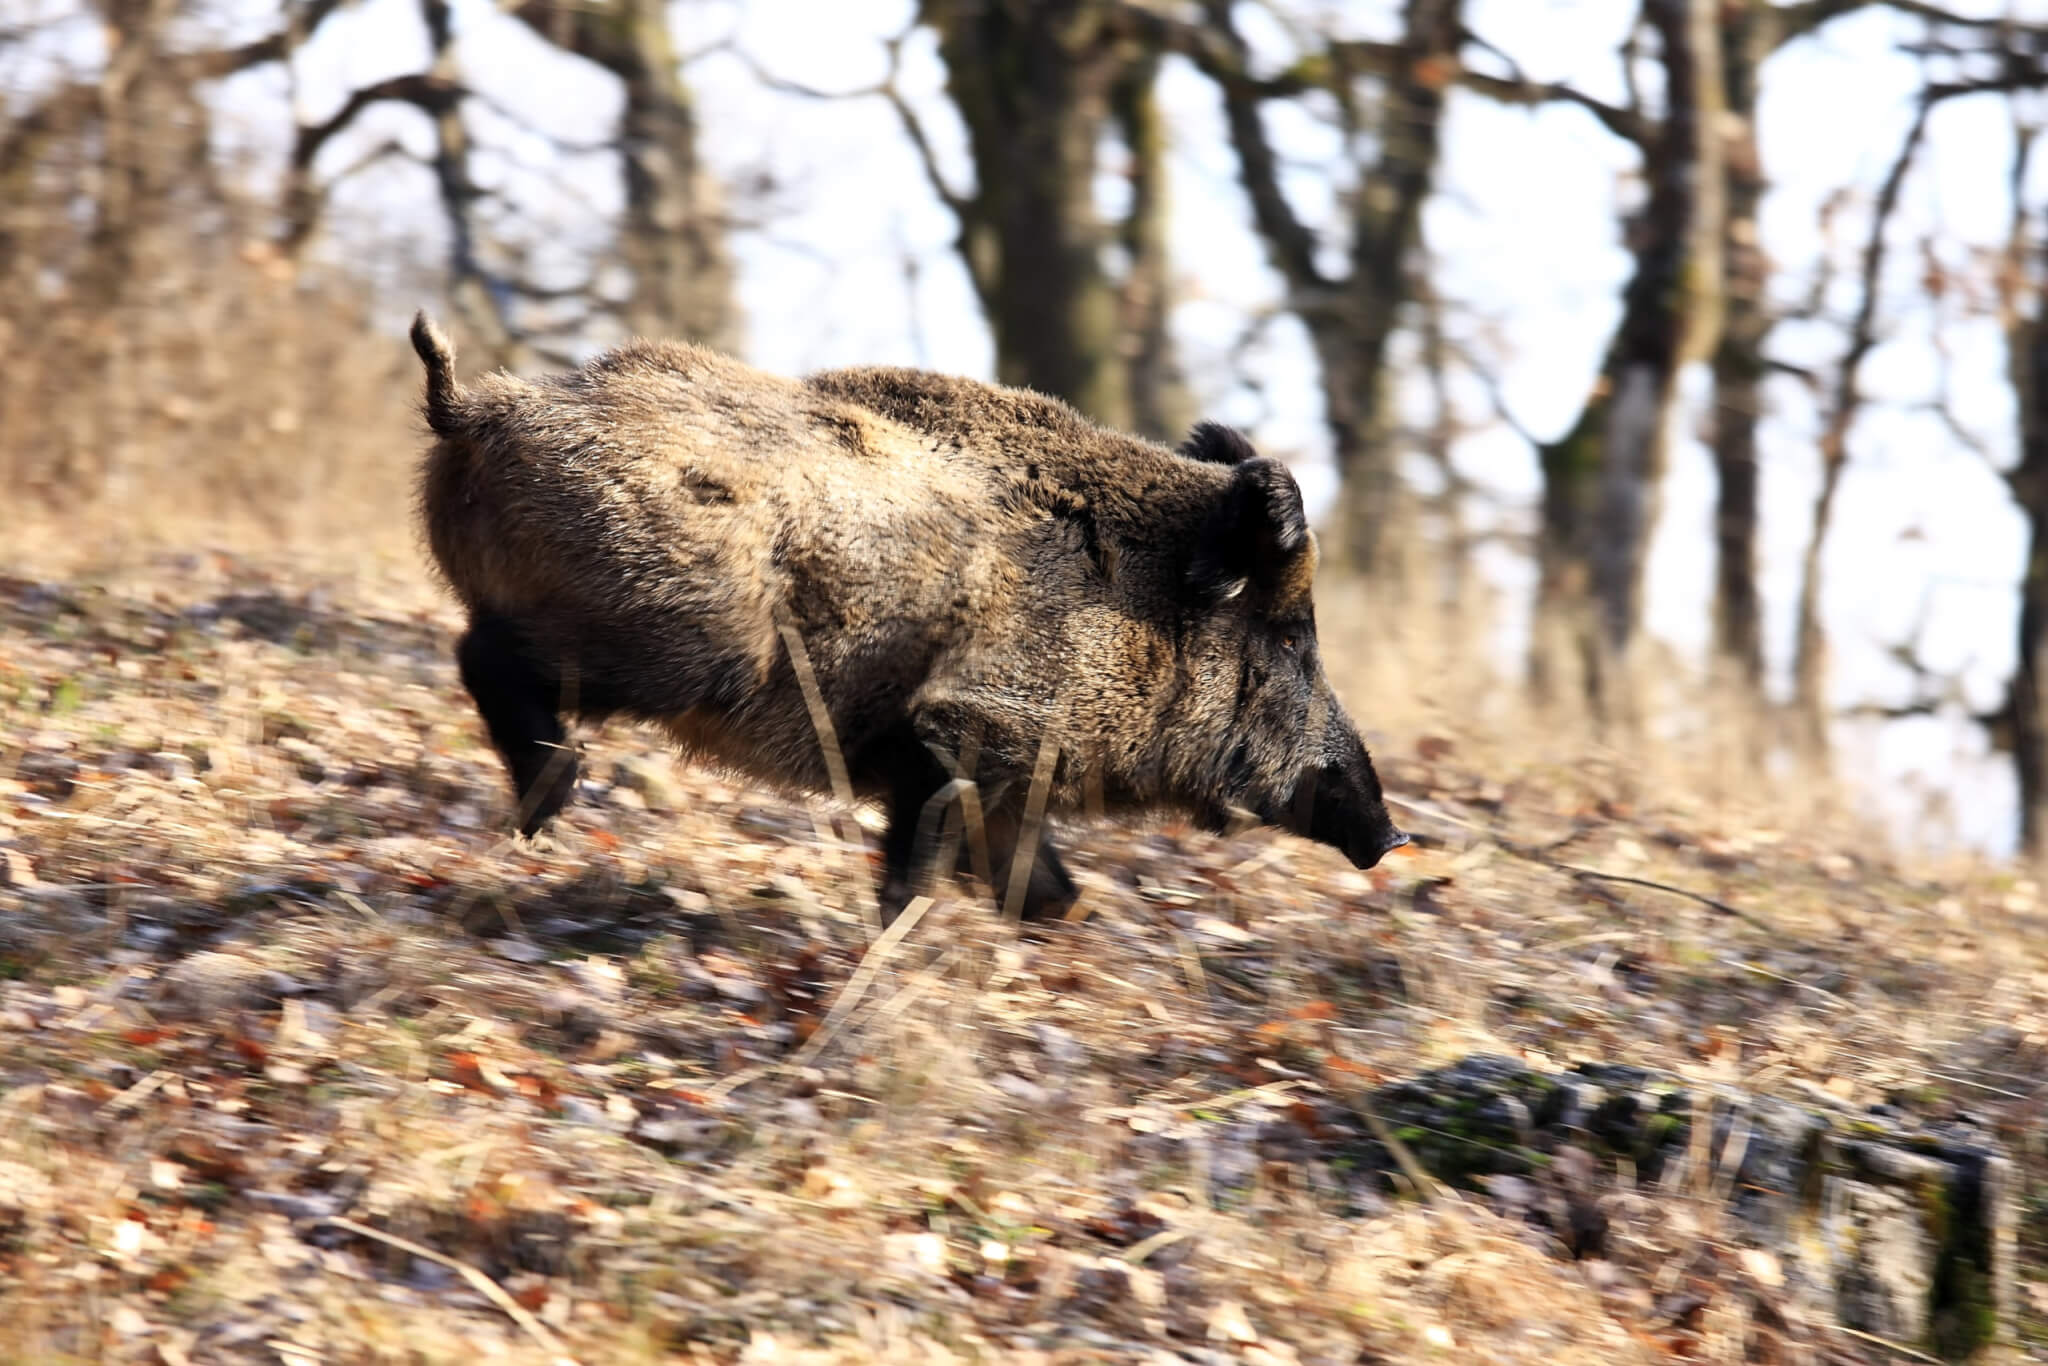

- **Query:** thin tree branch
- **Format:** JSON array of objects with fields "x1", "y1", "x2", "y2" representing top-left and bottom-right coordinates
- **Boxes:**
[
  {"x1": 879, "y1": 87, "x2": 973, "y2": 224},
  {"x1": 188, "y1": 0, "x2": 347, "y2": 78},
  {"x1": 1455, "y1": 71, "x2": 1649, "y2": 146},
  {"x1": 1191, "y1": 0, "x2": 1329, "y2": 296},
  {"x1": 727, "y1": 37, "x2": 976, "y2": 225},
  {"x1": 1776, "y1": 0, "x2": 2039, "y2": 41},
  {"x1": 290, "y1": 73, "x2": 462, "y2": 174},
  {"x1": 1822, "y1": 96, "x2": 1933, "y2": 465}
]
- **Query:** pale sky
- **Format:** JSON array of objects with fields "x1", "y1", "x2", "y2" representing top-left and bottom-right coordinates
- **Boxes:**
[{"x1": 16, "y1": 0, "x2": 2048, "y2": 855}]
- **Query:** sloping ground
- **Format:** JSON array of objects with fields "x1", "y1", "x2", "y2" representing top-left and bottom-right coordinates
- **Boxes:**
[{"x1": 1, "y1": 553, "x2": 2044, "y2": 1365}]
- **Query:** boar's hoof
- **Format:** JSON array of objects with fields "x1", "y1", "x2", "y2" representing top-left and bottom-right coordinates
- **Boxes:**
[
  {"x1": 1011, "y1": 844, "x2": 1079, "y2": 922},
  {"x1": 511, "y1": 744, "x2": 579, "y2": 838}
]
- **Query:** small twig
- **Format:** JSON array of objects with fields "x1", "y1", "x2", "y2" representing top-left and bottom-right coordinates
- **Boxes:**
[
  {"x1": 1490, "y1": 823, "x2": 1595, "y2": 861},
  {"x1": 316, "y1": 1216, "x2": 577, "y2": 1365},
  {"x1": 1175, "y1": 1079, "x2": 1304, "y2": 1115},
  {"x1": 1454, "y1": 801, "x2": 1769, "y2": 930},
  {"x1": 1557, "y1": 865, "x2": 1773, "y2": 933},
  {"x1": 1832, "y1": 1325, "x2": 1944, "y2": 1364}
]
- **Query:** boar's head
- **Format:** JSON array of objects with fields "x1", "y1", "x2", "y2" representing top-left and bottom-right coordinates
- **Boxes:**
[{"x1": 1170, "y1": 425, "x2": 1408, "y2": 871}]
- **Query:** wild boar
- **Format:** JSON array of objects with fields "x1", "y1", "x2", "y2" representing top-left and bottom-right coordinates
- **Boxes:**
[{"x1": 408, "y1": 312, "x2": 1407, "y2": 920}]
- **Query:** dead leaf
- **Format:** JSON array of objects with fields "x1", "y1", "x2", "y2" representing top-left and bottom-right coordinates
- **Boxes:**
[{"x1": 1206, "y1": 1298, "x2": 1258, "y2": 1344}]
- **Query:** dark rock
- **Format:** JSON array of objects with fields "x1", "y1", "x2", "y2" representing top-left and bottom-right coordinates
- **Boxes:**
[{"x1": 1325, "y1": 1054, "x2": 2014, "y2": 1361}]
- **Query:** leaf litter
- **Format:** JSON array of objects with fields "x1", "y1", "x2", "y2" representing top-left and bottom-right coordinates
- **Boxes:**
[{"x1": 1, "y1": 555, "x2": 2046, "y2": 1363}]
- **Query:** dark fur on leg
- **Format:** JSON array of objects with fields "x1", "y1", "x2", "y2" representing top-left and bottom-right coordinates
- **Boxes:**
[{"x1": 456, "y1": 613, "x2": 578, "y2": 836}]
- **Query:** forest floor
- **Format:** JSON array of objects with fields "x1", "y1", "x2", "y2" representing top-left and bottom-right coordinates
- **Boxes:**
[{"x1": 3, "y1": 548, "x2": 2046, "y2": 1365}]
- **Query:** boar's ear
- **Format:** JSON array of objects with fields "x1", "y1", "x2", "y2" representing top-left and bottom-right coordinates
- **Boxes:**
[
  {"x1": 1178, "y1": 420, "x2": 1259, "y2": 466},
  {"x1": 1188, "y1": 457, "x2": 1314, "y2": 606}
]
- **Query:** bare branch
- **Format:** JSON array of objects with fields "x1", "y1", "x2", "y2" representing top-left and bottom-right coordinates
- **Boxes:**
[
  {"x1": 1927, "y1": 74, "x2": 2048, "y2": 102},
  {"x1": 1195, "y1": 0, "x2": 1329, "y2": 296},
  {"x1": 1445, "y1": 335, "x2": 1541, "y2": 449},
  {"x1": 1456, "y1": 70, "x2": 1649, "y2": 145},
  {"x1": 290, "y1": 74, "x2": 462, "y2": 174},
  {"x1": 879, "y1": 87, "x2": 973, "y2": 224},
  {"x1": 1777, "y1": 0, "x2": 2041, "y2": 42},
  {"x1": 188, "y1": 0, "x2": 347, "y2": 78},
  {"x1": 1821, "y1": 96, "x2": 1933, "y2": 463},
  {"x1": 726, "y1": 36, "x2": 975, "y2": 225},
  {"x1": 1792, "y1": 88, "x2": 1933, "y2": 721},
  {"x1": 321, "y1": 137, "x2": 420, "y2": 187},
  {"x1": 1764, "y1": 357, "x2": 1821, "y2": 388}
]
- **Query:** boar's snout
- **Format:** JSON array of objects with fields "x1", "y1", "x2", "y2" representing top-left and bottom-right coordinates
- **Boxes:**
[{"x1": 1283, "y1": 728, "x2": 1408, "y2": 871}]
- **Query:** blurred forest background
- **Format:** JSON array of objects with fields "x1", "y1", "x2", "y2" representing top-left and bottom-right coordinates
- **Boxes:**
[{"x1": 7, "y1": 0, "x2": 2048, "y2": 861}]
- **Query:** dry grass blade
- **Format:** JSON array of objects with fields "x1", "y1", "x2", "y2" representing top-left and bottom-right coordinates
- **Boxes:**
[
  {"x1": 1002, "y1": 721, "x2": 1061, "y2": 922},
  {"x1": 316, "y1": 1216, "x2": 578, "y2": 1365},
  {"x1": 773, "y1": 609, "x2": 879, "y2": 931},
  {"x1": 96, "y1": 1068, "x2": 168, "y2": 1117},
  {"x1": 1121, "y1": 1227, "x2": 1193, "y2": 1265},
  {"x1": 511, "y1": 662, "x2": 583, "y2": 837},
  {"x1": 705, "y1": 895, "x2": 938, "y2": 1100},
  {"x1": 772, "y1": 612, "x2": 854, "y2": 811},
  {"x1": 781, "y1": 893, "x2": 936, "y2": 1071},
  {"x1": 913, "y1": 775, "x2": 976, "y2": 899}
]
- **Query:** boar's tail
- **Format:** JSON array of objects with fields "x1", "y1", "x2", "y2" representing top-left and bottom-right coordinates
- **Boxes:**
[{"x1": 410, "y1": 310, "x2": 464, "y2": 437}]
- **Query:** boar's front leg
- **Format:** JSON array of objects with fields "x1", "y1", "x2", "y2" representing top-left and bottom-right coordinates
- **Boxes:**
[
  {"x1": 866, "y1": 728, "x2": 961, "y2": 922},
  {"x1": 865, "y1": 726, "x2": 1078, "y2": 923},
  {"x1": 456, "y1": 613, "x2": 579, "y2": 837},
  {"x1": 973, "y1": 801, "x2": 1079, "y2": 922}
]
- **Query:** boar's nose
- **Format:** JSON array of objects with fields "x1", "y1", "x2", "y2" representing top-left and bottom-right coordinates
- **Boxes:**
[{"x1": 1353, "y1": 827, "x2": 1410, "y2": 870}]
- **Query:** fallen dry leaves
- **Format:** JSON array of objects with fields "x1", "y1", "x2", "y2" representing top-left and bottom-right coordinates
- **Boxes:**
[{"x1": 0, "y1": 555, "x2": 2045, "y2": 1363}]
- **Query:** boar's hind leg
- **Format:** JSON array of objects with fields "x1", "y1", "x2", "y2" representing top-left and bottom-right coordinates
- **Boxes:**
[{"x1": 456, "y1": 613, "x2": 578, "y2": 837}]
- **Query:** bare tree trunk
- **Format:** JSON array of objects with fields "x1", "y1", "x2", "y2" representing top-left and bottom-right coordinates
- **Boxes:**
[
  {"x1": 1169, "y1": 0, "x2": 1463, "y2": 575},
  {"x1": 2008, "y1": 466, "x2": 2048, "y2": 856},
  {"x1": 2002, "y1": 133, "x2": 2047, "y2": 855},
  {"x1": 1531, "y1": 0, "x2": 1723, "y2": 710},
  {"x1": 419, "y1": 0, "x2": 524, "y2": 369},
  {"x1": 1111, "y1": 53, "x2": 1191, "y2": 440},
  {"x1": 616, "y1": 0, "x2": 733, "y2": 347},
  {"x1": 1710, "y1": 0, "x2": 1775, "y2": 693},
  {"x1": 509, "y1": 0, "x2": 735, "y2": 348},
  {"x1": 1327, "y1": 0, "x2": 1463, "y2": 577},
  {"x1": 516, "y1": 0, "x2": 733, "y2": 347},
  {"x1": 920, "y1": 0, "x2": 1136, "y2": 430}
]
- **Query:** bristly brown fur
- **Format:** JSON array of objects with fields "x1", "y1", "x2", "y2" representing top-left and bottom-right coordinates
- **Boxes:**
[{"x1": 409, "y1": 316, "x2": 1405, "y2": 919}]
